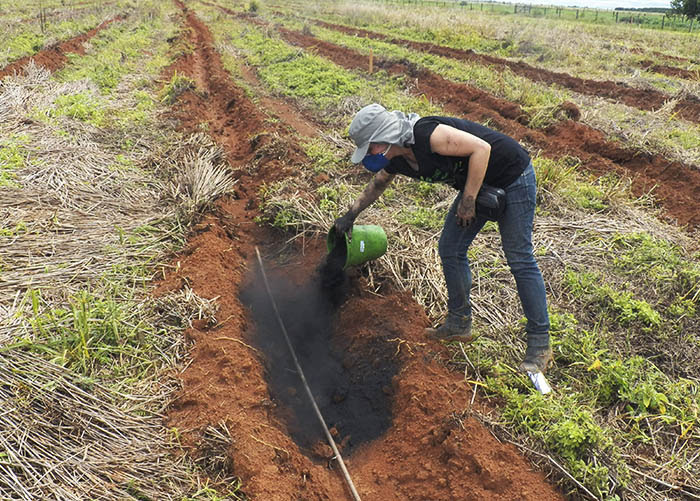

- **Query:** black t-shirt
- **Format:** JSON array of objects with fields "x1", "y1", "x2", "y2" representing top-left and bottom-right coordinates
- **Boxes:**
[{"x1": 384, "y1": 116, "x2": 530, "y2": 190}]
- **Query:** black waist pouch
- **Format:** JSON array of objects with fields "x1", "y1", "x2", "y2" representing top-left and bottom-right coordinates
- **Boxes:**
[{"x1": 476, "y1": 184, "x2": 506, "y2": 221}]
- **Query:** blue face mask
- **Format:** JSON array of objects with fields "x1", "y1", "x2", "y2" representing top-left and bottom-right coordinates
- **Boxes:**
[{"x1": 362, "y1": 145, "x2": 391, "y2": 172}]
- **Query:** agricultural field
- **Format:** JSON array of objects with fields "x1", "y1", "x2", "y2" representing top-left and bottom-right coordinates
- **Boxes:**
[{"x1": 0, "y1": 0, "x2": 698, "y2": 500}]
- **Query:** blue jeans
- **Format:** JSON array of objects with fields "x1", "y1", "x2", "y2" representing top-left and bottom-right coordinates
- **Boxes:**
[{"x1": 438, "y1": 163, "x2": 550, "y2": 349}]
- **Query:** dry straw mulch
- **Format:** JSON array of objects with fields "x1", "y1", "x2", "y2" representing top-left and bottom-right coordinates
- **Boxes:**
[{"x1": 1, "y1": 63, "x2": 237, "y2": 499}]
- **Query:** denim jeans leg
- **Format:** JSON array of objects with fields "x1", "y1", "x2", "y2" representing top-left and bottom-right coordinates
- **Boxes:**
[
  {"x1": 498, "y1": 164, "x2": 550, "y2": 349},
  {"x1": 438, "y1": 193, "x2": 487, "y2": 321}
]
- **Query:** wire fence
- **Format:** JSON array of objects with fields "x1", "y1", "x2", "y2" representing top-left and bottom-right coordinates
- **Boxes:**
[{"x1": 365, "y1": 0, "x2": 699, "y2": 34}]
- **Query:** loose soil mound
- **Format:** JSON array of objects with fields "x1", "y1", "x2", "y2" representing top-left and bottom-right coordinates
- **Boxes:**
[
  {"x1": 0, "y1": 16, "x2": 122, "y2": 80},
  {"x1": 161, "y1": 5, "x2": 564, "y2": 499},
  {"x1": 640, "y1": 60, "x2": 700, "y2": 81}
]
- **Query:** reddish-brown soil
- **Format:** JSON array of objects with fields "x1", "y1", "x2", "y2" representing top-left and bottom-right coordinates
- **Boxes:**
[
  {"x1": 0, "y1": 16, "x2": 122, "y2": 80},
  {"x1": 631, "y1": 47, "x2": 698, "y2": 65},
  {"x1": 640, "y1": 60, "x2": 699, "y2": 81},
  {"x1": 301, "y1": 17, "x2": 700, "y2": 125},
  {"x1": 161, "y1": 3, "x2": 565, "y2": 499}
]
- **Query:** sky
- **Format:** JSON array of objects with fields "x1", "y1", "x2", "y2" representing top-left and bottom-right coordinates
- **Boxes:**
[{"x1": 525, "y1": 0, "x2": 671, "y2": 9}]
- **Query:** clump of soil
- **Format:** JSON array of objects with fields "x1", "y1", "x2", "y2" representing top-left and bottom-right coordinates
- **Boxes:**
[{"x1": 557, "y1": 101, "x2": 581, "y2": 121}]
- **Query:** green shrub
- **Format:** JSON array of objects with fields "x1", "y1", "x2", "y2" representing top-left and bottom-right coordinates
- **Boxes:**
[
  {"x1": 50, "y1": 92, "x2": 106, "y2": 125},
  {"x1": 159, "y1": 71, "x2": 195, "y2": 104},
  {"x1": 0, "y1": 133, "x2": 32, "y2": 187}
]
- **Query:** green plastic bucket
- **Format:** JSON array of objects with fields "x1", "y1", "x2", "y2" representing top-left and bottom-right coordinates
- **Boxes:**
[{"x1": 326, "y1": 224, "x2": 387, "y2": 269}]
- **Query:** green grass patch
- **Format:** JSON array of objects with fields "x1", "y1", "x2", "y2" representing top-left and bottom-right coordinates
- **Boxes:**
[
  {"x1": 49, "y1": 91, "x2": 106, "y2": 126},
  {"x1": 302, "y1": 137, "x2": 345, "y2": 173},
  {"x1": 10, "y1": 246, "x2": 167, "y2": 380},
  {"x1": 472, "y1": 319, "x2": 621, "y2": 498},
  {"x1": 159, "y1": 71, "x2": 195, "y2": 105},
  {"x1": 668, "y1": 128, "x2": 700, "y2": 150},
  {"x1": 198, "y1": 5, "x2": 443, "y2": 119},
  {"x1": 609, "y1": 232, "x2": 700, "y2": 305},
  {"x1": 533, "y1": 155, "x2": 607, "y2": 211},
  {"x1": 117, "y1": 89, "x2": 158, "y2": 127},
  {"x1": 6, "y1": 31, "x2": 45, "y2": 59},
  {"x1": 472, "y1": 306, "x2": 699, "y2": 497},
  {"x1": 0, "y1": 133, "x2": 32, "y2": 188},
  {"x1": 58, "y1": 18, "x2": 168, "y2": 94},
  {"x1": 565, "y1": 268, "x2": 662, "y2": 328}
]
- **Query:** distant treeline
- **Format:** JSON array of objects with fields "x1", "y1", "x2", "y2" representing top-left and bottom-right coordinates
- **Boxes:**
[{"x1": 613, "y1": 7, "x2": 671, "y2": 13}]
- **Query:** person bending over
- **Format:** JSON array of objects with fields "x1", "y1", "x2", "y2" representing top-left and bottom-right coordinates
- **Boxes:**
[{"x1": 334, "y1": 103, "x2": 552, "y2": 373}]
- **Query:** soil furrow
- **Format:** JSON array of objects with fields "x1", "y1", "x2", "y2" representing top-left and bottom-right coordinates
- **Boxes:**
[
  {"x1": 304, "y1": 17, "x2": 700, "y2": 125},
  {"x1": 0, "y1": 15, "x2": 123, "y2": 80},
  {"x1": 640, "y1": 60, "x2": 700, "y2": 81},
  {"x1": 161, "y1": 3, "x2": 566, "y2": 500}
]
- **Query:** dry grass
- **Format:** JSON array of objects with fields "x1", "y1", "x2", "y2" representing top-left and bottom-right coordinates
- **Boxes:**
[
  {"x1": 0, "y1": 64, "x2": 170, "y2": 326},
  {"x1": 580, "y1": 95, "x2": 700, "y2": 168},
  {"x1": 0, "y1": 350, "x2": 192, "y2": 500},
  {"x1": 0, "y1": 58, "x2": 238, "y2": 499}
]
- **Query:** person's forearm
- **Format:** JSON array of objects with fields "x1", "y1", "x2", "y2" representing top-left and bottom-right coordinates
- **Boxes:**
[
  {"x1": 463, "y1": 148, "x2": 489, "y2": 199},
  {"x1": 349, "y1": 174, "x2": 392, "y2": 216}
]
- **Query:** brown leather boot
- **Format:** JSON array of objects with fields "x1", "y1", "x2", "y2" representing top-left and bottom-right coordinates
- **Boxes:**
[
  {"x1": 519, "y1": 346, "x2": 553, "y2": 373},
  {"x1": 425, "y1": 316, "x2": 473, "y2": 342}
]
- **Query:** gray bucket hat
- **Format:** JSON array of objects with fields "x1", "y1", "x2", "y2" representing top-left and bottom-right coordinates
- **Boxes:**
[{"x1": 349, "y1": 104, "x2": 421, "y2": 164}]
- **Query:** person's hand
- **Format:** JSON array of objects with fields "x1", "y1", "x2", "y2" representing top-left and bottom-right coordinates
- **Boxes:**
[
  {"x1": 456, "y1": 195, "x2": 476, "y2": 227},
  {"x1": 334, "y1": 211, "x2": 357, "y2": 238}
]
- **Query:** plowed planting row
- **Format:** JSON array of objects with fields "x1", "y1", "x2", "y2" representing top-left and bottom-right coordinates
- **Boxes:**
[
  {"x1": 0, "y1": 15, "x2": 122, "y2": 79},
  {"x1": 161, "y1": 3, "x2": 564, "y2": 499},
  {"x1": 302, "y1": 17, "x2": 700, "y2": 124},
  {"x1": 632, "y1": 47, "x2": 698, "y2": 65},
  {"x1": 640, "y1": 60, "x2": 700, "y2": 81}
]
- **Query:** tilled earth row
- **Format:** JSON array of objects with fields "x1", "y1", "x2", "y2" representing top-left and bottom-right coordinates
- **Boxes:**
[{"x1": 0, "y1": 15, "x2": 123, "y2": 80}]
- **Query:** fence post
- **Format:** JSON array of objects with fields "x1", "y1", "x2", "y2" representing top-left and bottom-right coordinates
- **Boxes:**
[
  {"x1": 576, "y1": 9, "x2": 579, "y2": 19},
  {"x1": 661, "y1": 15, "x2": 664, "y2": 29},
  {"x1": 615, "y1": 11, "x2": 619, "y2": 23}
]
